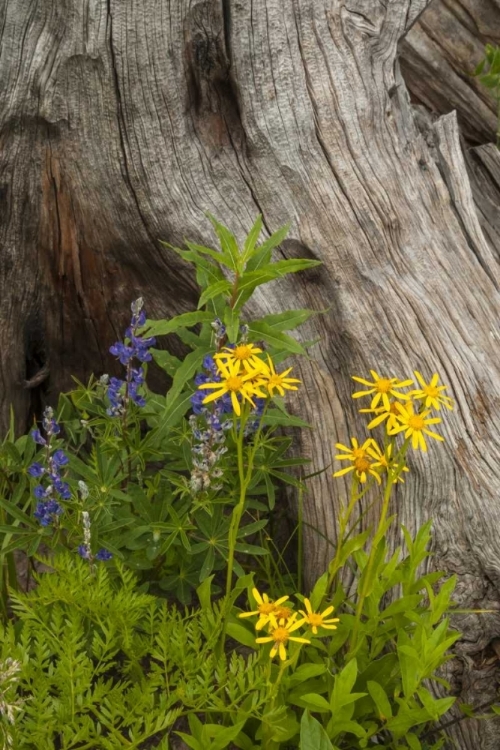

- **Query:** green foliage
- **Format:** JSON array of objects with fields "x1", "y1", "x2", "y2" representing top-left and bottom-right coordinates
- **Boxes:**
[
  {"x1": 473, "y1": 44, "x2": 500, "y2": 146},
  {"x1": 0, "y1": 215, "x2": 314, "y2": 604},
  {"x1": 0, "y1": 214, "x2": 479, "y2": 747}
]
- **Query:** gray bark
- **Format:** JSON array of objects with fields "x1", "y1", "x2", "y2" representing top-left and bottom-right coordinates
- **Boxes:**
[{"x1": 2, "y1": 1, "x2": 500, "y2": 746}]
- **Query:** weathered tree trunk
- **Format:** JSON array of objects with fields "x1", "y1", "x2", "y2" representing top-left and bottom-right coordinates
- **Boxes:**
[{"x1": 2, "y1": 1, "x2": 500, "y2": 746}]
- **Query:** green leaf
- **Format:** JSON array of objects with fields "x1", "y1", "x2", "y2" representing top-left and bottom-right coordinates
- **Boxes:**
[
  {"x1": 299, "y1": 694, "x2": 332, "y2": 713},
  {"x1": 144, "y1": 311, "x2": 215, "y2": 337},
  {"x1": 242, "y1": 215, "x2": 263, "y2": 265},
  {"x1": 223, "y1": 307, "x2": 240, "y2": 343},
  {"x1": 367, "y1": 681, "x2": 393, "y2": 719},
  {"x1": 269, "y1": 258, "x2": 322, "y2": 276},
  {"x1": 166, "y1": 348, "x2": 207, "y2": 407},
  {"x1": 151, "y1": 349, "x2": 183, "y2": 377},
  {"x1": 246, "y1": 223, "x2": 290, "y2": 272},
  {"x1": 256, "y1": 309, "x2": 317, "y2": 333},
  {"x1": 198, "y1": 280, "x2": 233, "y2": 309},
  {"x1": 207, "y1": 214, "x2": 241, "y2": 272},
  {"x1": 225, "y1": 621, "x2": 257, "y2": 649},
  {"x1": 185, "y1": 240, "x2": 234, "y2": 269},
  {"x1": 289, "y1": 663, "x2": 327, "y2": 687},
  {"x1": 249, "y1": 322, "x2": 307, "y2": 355},
  {"x1": 300, "y1": 712, "x2": 335, "y2": 750}
]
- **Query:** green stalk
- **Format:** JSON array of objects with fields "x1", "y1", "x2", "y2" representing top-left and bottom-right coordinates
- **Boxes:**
[
  {"x1": 326, "y1": 474, "x2": 357, "y2": 596},
  {"x1": 225, "y1": 406, "x2": 249, "y2": 597},
  {"x1": 348, "y1": 436, "x2": 410, "y2": 656}
]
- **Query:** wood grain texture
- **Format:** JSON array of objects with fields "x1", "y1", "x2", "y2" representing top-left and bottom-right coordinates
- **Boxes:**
[
  {"x1": 2, "y1": 2, "x2": 500, "y2": 745},
  {"x1": 402, "y1": 0, "x2": 500, "y2": 144}
]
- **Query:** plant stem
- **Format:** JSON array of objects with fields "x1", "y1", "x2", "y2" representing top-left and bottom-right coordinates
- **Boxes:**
[{"x1": 225, "y1": 406, "x2": 249, "y2": 597}]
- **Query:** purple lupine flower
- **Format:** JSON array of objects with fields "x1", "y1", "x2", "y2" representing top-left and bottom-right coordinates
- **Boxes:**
[
  {"x1": 190, "y1": 391, "x2": 206, "y2": 415},
  {"x1": 77, "y1": 544, "x2": 91, "y2": 560},
  {"x1": 107, "y1": 299, "x2": 154, "y2": 414},
  {"x1": 34, "y1": 485, "x2": 47, "y2": 499},
  {"x1": 34, "y1": 499, "x2": 62, "y2": 526},
  {"x1": 31, "y1": 429, "x2": 46, "y2": 446},
  {"x1": 28, "y1": 463, "x2": 45, "y2": 478},
  {"x1": 95, "y1": 549, "x2": 112, "y2": 561},
  {"x1": 52, "y1": 450, "x2": 69, "y2": 467},
  {"x1": 53, "y1": 479, "x2": 71, "y2": 500}
]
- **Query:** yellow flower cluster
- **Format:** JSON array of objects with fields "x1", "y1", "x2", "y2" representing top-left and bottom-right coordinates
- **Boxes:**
[
  {"x1": 198, "y1": 343, "x2": 301, "y2": 416},
  {"x1": 239, "y1": 587, "x2": 339, "y2": 661},
  {"x1": 334, "y1": 370, "x2": 453, "y2": 484}
]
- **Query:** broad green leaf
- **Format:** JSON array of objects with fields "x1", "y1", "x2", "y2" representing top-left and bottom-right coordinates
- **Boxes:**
[
  {"x1": 225, "y1": 621, "x2": 257, "y2": 649},
  {"x1": 166, "y1": 348, "x2": 208, "y2": 406},
  {"x1": 288, "y1": 663, "x2": 327, "y2": 687},
  {"x1": 198, "y1": 280, "x2": 233, "y2": 309},
  {"x1": 299, "y1": 694, "x2": 331, "y2": 713},
  {"x1": 223, "y1": 307, "x2": 240, "y2": 343},
  {"x1": 299, "y1": 712, "x2": 335, "y2": 750},
  {"x1": 144, "y1": 311, "x2": 215, "y2": 337},
  {"x1": 367, "y1": 681, "x2": 393, "y2": 719}
]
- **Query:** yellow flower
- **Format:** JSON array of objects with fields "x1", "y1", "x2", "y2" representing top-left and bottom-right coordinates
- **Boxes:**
[
  {"x1": 360, "y1": 400, "x2": 405, "y2": 432},
  {"x1": 352, "y1": 371, "x2": 413, "y2": 411},
  {"x1": 389, "y1": 402, "x2": 444, "y2": 451},
  {"x1": 255, "y1": 613, "x2": 310, "y2": 661},
  {"x1": 259, "y1": 355, "x2": 301, "y2": 397},
  {"x1": 367, "y1": 442, "x2": 409, "y2": 482},
  {"x1": 198, "y1": 359, "x2": 266, "y2": 416},
  {"x1": 299, "y1": 598, "x2": 339, "y2": 635},
  {"x1": 238, "y1": 588, "x2": 290, "y2": 630},
  {"x1": 273, "y1": 605, "x2": 294, "y2": 624},
  {"x1": 214, "y1": 343, "x2": 264, "y2": 373},
  {"x1": 333, "y1": 437, "x2": 381, "y2": 484},
  {"x1": 410, "y1": 371, "x2": 453, "y2": 411}
]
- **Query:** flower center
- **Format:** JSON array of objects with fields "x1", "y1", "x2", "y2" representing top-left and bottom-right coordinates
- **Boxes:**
[
  {"x1": 352, "y1": 448, "x2": 366, "y2": 460},
  {"x1": 268, "y1": 374, "x2": 282, "y2": 386},
  {"x1": 354, "y1": 457, "x2": 370, "y2": 472},
  {"x1": 376, "y1": 378, "x2": 392, "y2": 393},
  {"x1": 272, "y1": 627, "x2": 290, "y2": 644},
  {"x1": 233, "y1": 345, "x2": 252, "y2": 360},
  {"x1": 308, "y1": 613, "x2": 323, "y2": 626},
  {"x1": 408, "y1": 415, "x2": 425, "y2": 430},
  {"x1": 258, "y1": 602, "x2": 275, "y2": 615},
  {"x1": 274, "y1": 606, "x2": 292, "y2": 620},
  {"x1": 425, "y1": 386, "x2": 439, "y2": 397},
  {"x1": 226, "y1": 376, "x2": 243, "y2": 391}
]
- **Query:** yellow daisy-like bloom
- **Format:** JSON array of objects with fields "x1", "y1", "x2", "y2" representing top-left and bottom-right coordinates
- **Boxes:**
[
  {"x1": 333, "y1": 437, "x2": 381, "y2": 484},
  {"x1": 259, "y1": 355, "x2": 301, "y2": 397},
  {"x1": 367, "y1": 442, "x2": 409, "y2": 483},
  {"x1": 352, "y1": 371, "x2": 413, "y2": 411},
  {"x1": 255, "y1": 613, "x2": 310, "y2": 661},
  {"x1": 214, "y1": 343, "x2": 264, "y2": 373},
  {"x1": 273, "y1": 605, "x2": 294, "y2": 624},
  {"x1": 238, "y1": 588, "x2": 290, "y2": 631},
  {"x1": 198, "y1": 359, "x2": 266, "y2": 416},
  {"x1": 410, "y1": 371, "x2": 453, "y2": 411},
  {"x1": 389, "y1": 402, "x2": 444, "y2": 452},
  {"x1": 360, "y1": 399, "x2": 405, "y2": 432},
  {"x1": 299, "y1": 598, "x2": 340, "y2": 635}
]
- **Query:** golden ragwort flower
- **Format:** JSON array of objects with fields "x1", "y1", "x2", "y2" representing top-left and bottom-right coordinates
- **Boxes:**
[
  {"x1": 214, "y1": 343, "x2": 264, "y2": 373},
  {"x1": 333, "y1": 437, "x2": 381, "y2": 484},
  {"x1": 367, "y1": 441, "x2": 409, "y2": 482},
  {"x1": 389, "y1": 402, "x2": 444, "y2": 451},
  {"x1": 360, "y1": 400, "x2": 404, "y2": 432},
  {"x1": 255, "y1": 613, "x2": 310, "y2": 661},
  {"x1": 198, "y1": 359, "x2": 266, "y2": 416},
  {"x1": 259, "y1": 355, "x2": 301, "y2": 397},
  {"x1": 410, "y1": 371, "x2": 453, "y2": 411},
  {"x1": 352, "y1": 371, "x2": 413, "y2": 411},
  {"x1": 299, "y1": 598, "x2": 340, "y2": 635},
  {"x1": 238, "y1": 588, "x2": 290, "y2": 631}
]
